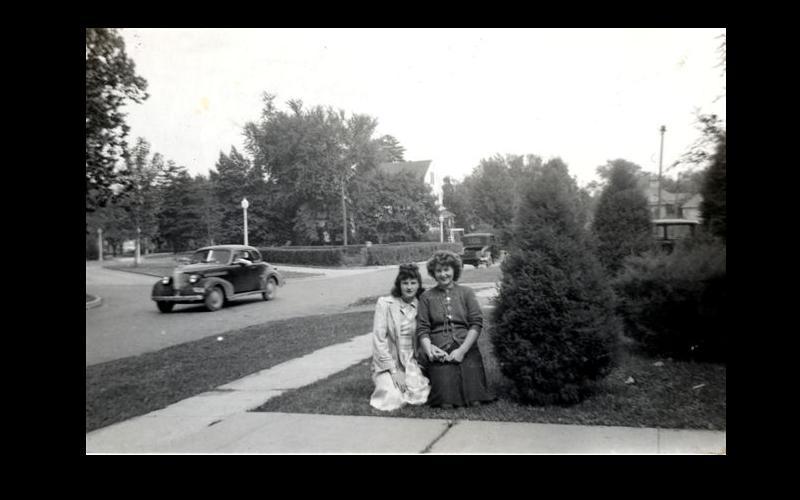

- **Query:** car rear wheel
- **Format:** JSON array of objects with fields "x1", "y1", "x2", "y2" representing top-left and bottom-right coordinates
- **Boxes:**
[
  {"x1": 204, "y1": 286, "x2": 225, "y2": 311},
  {"x1": 156, "y1": 301, "x2": 174, "y2": 313},
  {"x1": 262, "y1": 277, "x2": 277, "y2": 301}
]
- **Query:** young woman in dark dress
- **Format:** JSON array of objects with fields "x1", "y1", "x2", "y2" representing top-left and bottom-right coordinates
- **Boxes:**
[{"x1": 416, "y1": 250, "x2": 493, "y2": 408}]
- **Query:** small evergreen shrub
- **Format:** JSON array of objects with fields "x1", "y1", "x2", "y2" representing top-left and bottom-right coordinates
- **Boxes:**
[
  {"x1": 491, "y1": 160, "x2": 620, "y2": 405},
  {"x1": 592, "y1": 160, "x2": 652, "y2": 275},
  {"x1": 612, "y1": 239, "x2": 727, "y2": 361}
]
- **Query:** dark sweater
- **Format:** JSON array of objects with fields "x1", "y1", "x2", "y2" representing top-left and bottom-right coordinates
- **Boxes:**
[{"x1": 416, "y1": 283, "x2": 483, "y2": 347}]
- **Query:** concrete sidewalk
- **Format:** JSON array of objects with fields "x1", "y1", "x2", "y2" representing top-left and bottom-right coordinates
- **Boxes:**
[
  {"x1": 86, "y1": 283, "x2": 725, "y2": 454},
  {"x1": 87, "y1": 411, "x2": 726, "y2": 454}
]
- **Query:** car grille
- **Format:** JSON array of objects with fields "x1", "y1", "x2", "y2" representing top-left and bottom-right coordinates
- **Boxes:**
[{"x1": 172, "y1": 270, "x2": 187, "y2": 292}]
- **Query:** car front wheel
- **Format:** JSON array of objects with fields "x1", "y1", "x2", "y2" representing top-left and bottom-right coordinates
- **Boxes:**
[
  {"x1": 204, "y1": 286, "x2": 225, "y2": 311},
  {"x1": 262, "y1": 277, "x2": 278, "y2": 301},
  {"x1": 156, "y1": 301, "x2": 174, "y2": 313}
]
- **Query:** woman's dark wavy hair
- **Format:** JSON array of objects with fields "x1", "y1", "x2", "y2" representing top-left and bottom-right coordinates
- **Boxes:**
[
  {"x1": 390, "y1": 263, "x2": 425, "y2": 298},
  {"x1": 426, "y1": 250, "x2": 462, "y2": 282}
]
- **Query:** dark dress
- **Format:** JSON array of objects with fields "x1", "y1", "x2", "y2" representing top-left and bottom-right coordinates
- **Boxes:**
[{"x1": 416, "y1": 283, "x2": 493, "y2": 407}]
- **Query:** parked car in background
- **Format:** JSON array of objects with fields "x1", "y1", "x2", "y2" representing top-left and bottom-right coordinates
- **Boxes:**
[
  {"x1": 151, "y1": 245, "x2": 283, "y2": 312},
  {"x1": 460, "y1": 232, "x2": 498, "y2": 268},
  {"x1": 652, "y1": 219, "x2": 700, "y2": 252}
]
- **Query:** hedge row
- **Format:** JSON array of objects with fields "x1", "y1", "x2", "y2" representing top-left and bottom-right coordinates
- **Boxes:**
[
  {"x1": 364, "y1": 242, "x2": 463, "y2": 266},
  {"x1": 612, "y1": 239, "x2": 727, "y2": 362},
  {"x1": 258, "y1": 242, "x2": 463, "y2": 267}
]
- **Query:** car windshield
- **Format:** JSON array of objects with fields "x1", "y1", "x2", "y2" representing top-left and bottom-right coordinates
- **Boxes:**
[
  {"x1": 462, "y1": 236, "x2": 490, "y2": 246},
  {"x1": 189, "y1": 249, "x2": 231, "y2": 264}
]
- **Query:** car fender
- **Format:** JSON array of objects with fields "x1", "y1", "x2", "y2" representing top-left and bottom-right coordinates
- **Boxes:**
[
  {"x1": 265, "y1": 270, "x2": 284, "y2": 287},
  {"x1": 200, "y1": 277, "x2": 235, "y2": 298},
  {"x1": 151, "y1": 281, "x2": 172, "y2": 298}
]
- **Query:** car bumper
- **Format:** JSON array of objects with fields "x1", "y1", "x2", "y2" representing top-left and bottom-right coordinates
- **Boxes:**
[{"x1": 152, "y1": 294, "x2": 204, "y2": 302}]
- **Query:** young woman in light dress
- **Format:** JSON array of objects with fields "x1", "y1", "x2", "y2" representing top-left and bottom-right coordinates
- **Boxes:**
[{"x1": 369, "y1": 263, "x2": 431, "y2": 411}]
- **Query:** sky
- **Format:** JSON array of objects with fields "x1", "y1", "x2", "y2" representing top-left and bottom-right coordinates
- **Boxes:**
[{"x1": 118, "y1": 28, "x2": 726, "y2": 188}]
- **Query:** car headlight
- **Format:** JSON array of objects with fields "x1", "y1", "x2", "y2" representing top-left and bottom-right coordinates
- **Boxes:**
[
  {"x1": 161, "y1": 277, "x2": 170, "y2": 285},
  {"x1": 188, "y1": 274, "x2": 200, "y2": 284}
]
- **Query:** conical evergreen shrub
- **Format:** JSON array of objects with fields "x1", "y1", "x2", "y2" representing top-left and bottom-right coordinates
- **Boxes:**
[
  {"x1": 592, "y1": 161, "x2": 652, "y2": 274},
  {"x1": 491, "y1": 159, "x2": 620, "y2": 405}
]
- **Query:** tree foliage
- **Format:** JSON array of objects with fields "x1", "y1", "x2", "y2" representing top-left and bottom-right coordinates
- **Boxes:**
[
  {"x1": 491, "y1": 158, "x2": 619, "y2": 405},
  {"x1": 700, "y1": 130, "x2": 726, "y2": 242},
  {"x1": 350, "y1": 171, "x2": 438, "y2": 243},
  {"x1": 86, "y1": 28, "x2": 148, "y2": 215},
  {"x1": 241, "y1": 94, "x2": 409, "y2": 244},
  {"x1": 592, "y1": 159, "x2": 653, "y2": 274}
]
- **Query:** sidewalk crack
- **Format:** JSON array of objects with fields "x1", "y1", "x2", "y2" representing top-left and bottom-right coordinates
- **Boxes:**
[{"x1": 421, "y1": 420, "x2": 458, "y2": 454}]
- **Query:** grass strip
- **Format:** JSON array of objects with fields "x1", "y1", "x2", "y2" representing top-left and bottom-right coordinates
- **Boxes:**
[
  {"x1": 86, "y1": 310, "x2": 373, "y2": 432},
  {"x1": 255, "y1": 320, "x2": 726, "y2": 431}
]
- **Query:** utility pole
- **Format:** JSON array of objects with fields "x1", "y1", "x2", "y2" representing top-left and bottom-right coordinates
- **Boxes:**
[
  {"x1": 341, "y1": 176, "x2": 348, "y2": 246},
  {"x1": 657, "y1": 125, "x2": 666, "y2": 219}
]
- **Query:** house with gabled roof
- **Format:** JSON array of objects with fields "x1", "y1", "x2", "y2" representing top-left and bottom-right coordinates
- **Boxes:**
[
  {"x1": 641, "y1": 177, "x2": 700, "y2": 220},
  {"x1": 376, "y1": 160, "x2": 443, "y2": 208},
  {"x1": 680, "y1": 193, "x2": 703, "y2": 222}
]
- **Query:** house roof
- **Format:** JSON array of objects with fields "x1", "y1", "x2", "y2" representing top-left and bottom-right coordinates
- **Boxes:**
[
  {"x1": 376, "y1": 160, "x2": 432, "y2": 182},
  {"x1": 681, "y1": 193, "x2": 703, "y2": 208}
]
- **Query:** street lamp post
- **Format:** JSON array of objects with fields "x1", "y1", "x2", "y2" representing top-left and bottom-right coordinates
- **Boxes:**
[
  {"x1": 97, "y1": 228, "x2": 103, "y2": 262},
  {"x1": 657, "y1": 125, "x2": 666, "y2": 218},
  {"x1": 134, "y1": 226, "x2": 142, "y2": 266},
  {"x1": 439, "y1": 213, "x2": 445, "y2": 243},
  {"x1": 241, "y1": 197, "x2": 249, "y2": 246}
]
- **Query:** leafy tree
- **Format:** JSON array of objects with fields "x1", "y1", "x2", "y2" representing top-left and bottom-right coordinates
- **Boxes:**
[
  {"x1": 442, "y1": 176, "x2": 478, "y2": 231},
  {"x1": 375, "y1": 134, "x2": 405, "y2": 162},
  {"x1": 114, "y1": 138, "x2": 164, "y2": 258},
  {"x1": 209, "y1": 147, "x2": 289, "y2": 246},
  {"x1": 700, "y1": 130, "x2": 726, "y2": 241},
  {"x1": 491, "y1": 158, "x2": 619, "y2": 405},
  {"x1": 243, "y1": 93, "x2": 400, "y2": 244},
  {"x1": 592, "y1": 159, "x2": 653, "y2": 274},
  {"x1": 193, "y1": 174, "x2": 222, "y2": 246},
  {"x1": 156, "y1": 164, "x2": 204, "y2": 252},
  {"x1": 350, "y1": 171, "x2": 438, "y2": 243},
  {"x1": 86, "y1": 28, "x2": 148, "y2": 215},
  {"x1": 463, "y1": 155, "x2": 517, "y2": 243}
]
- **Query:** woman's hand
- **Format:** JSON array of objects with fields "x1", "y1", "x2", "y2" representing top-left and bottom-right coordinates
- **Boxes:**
[
  {"x1": 390, "y1": 370, "x2": 407, "y2": 392},
  {"x1": 429, "y1": 345, "x2": 448, "y2": 362},
  {"x1": 445, "y1": 348, "x2": 466, "y2": 363}
]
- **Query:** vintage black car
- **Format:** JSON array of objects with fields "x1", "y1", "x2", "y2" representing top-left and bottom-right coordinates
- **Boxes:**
[
  {"x1": 460, "y1": 232, "x2": 498, "y2": 268},
  {"x1": 151, "y1": 245, "x2": 283, "y2": 312}
]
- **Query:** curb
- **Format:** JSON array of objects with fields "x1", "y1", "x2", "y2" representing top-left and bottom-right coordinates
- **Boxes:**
[{"x1": 86, "y1": 295, "x2": 103, "y2": 310}]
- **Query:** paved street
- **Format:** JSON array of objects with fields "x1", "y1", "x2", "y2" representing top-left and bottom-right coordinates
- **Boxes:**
[{"x1": 86, "y1": 261, "x2": 435, "y2": 366}]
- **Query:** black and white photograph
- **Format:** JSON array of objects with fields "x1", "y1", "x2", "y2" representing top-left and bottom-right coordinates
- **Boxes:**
[{"x1": 85, "y1": 28, "x2": 726, "y2": 454}]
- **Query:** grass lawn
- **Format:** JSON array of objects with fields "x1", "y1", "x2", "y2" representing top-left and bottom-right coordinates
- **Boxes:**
[
  {"x1": 254, "y1": 317, "x2": 726, "y2": 431},
  {"x1": 86, "y1": 311, "x2": 373, "y2": 432}
]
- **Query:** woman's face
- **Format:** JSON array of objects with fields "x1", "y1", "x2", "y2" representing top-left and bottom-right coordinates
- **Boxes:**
[
  {"x1": 400, "y1": 278, "x2": 419, "y2": 300},
  {"x1": 434, "y1": 264, "x2": 454, "y2": 287}
]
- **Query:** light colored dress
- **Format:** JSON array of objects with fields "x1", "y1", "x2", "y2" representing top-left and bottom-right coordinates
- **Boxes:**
[{"x1": 370, "y1": 296, "x2": 431, "y2": 411}]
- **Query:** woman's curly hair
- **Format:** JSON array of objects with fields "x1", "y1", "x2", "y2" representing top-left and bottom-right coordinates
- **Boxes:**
[
  {"x1": 390, "y1": 263, "x2": 425, "y2": 298},
  {"x1": 426, "y1": 250, "x2": 462, "y2": 282}
]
